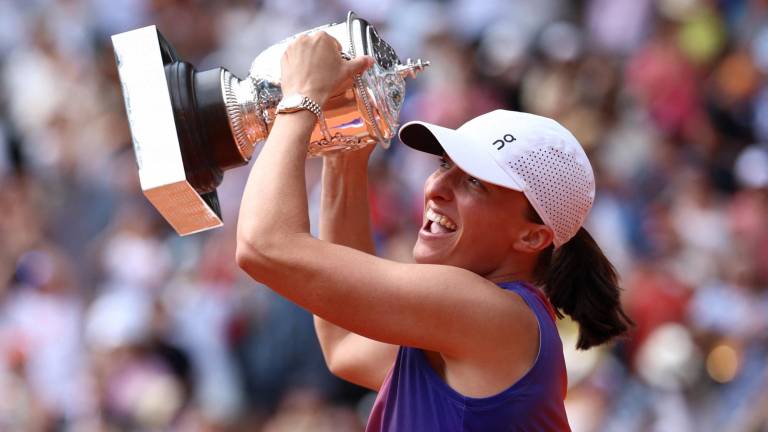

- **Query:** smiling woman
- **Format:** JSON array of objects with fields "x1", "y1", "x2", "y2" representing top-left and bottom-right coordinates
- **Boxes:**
[
  {"x1": 413, "y1": 154, "x2": 549, "y2": 280},
  {"x1": 235, "y1": 31, "x2": 632, "y2": 432}
]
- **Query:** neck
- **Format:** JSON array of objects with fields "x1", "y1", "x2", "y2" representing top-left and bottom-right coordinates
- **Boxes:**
[
  {"x1": 485, "y1": 271, "x2": 532, "y2": 284},
  {"x1": 483, "y1": 252, "x2": 537, "y2": 284}
]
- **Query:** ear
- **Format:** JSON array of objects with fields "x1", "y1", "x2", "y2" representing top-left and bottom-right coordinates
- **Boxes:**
[{"x1": 513, "y1": 224, "x2": 554, "y2": 253}]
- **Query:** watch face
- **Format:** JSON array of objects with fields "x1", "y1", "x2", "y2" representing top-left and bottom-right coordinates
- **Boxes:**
[{"x1": 279, "y1": 94, "x2": 303, "y2": 110}]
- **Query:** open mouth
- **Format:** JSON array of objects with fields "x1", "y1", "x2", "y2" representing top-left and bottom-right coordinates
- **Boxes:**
[{"x1": 423, "y1": 207, "x2": 457, "y2": 235}]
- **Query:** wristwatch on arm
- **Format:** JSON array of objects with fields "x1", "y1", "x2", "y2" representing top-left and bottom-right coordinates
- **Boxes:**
[{"x1": 276, "y1": 94, "x2": 332, "y2": 142}]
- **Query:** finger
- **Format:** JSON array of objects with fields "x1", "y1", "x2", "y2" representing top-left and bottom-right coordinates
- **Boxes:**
[
  {"x1": 336, "y1": 76, "x2": 355, "y2": 91},
  {"x1": 287, "y1": 34, "x2": 310, "y2": 53},
  {"x1": 313, "y1": 31, "x2": 340, "y2": 49},
  {"x1": 345, "y1": 55, "x2": 375, "y2": 76},
  {"x1": 328, "y1": 34, "x2": 342, "y2": 51}
]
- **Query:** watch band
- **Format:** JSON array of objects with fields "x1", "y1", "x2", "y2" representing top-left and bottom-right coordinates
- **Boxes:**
[{"x1": 277, "y1": 95, "x2": 333, "y2": 143}]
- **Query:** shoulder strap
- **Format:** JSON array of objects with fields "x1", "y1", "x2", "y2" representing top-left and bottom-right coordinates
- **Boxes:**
[{"x1": 501, "y1": 281, "x2": 558, "y2": 322}]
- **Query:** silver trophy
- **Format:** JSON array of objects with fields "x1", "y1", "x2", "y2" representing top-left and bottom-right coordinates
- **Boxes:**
[{"x1": 112, "y1": 11, "x2": 428, "y2": 235}]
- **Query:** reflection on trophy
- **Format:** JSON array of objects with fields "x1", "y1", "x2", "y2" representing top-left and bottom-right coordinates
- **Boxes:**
[{"x1": 111, "y1": 11, "x2": 429, "y2": 236}]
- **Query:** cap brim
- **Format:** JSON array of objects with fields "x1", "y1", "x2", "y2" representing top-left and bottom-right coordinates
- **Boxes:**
[{"x1": 399, "y1": 121, "x2": 523, "y2": 191}]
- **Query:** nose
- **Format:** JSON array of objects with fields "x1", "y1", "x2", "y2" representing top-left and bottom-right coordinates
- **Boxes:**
[{"x1": 424, "y1": 166, "x2": 457, "y2": 202}]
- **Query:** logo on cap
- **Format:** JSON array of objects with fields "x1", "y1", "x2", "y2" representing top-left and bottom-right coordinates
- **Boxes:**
[{"x1": 492, "y1": 134, "x2": 516, "y2": 150}]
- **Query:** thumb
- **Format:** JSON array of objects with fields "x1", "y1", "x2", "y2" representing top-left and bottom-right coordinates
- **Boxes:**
[{"x1": 345, "y1": 55, "x2": 375, "y2": 76}]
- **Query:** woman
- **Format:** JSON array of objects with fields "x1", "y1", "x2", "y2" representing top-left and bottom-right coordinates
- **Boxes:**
[{"x1": 236, "y1": 32, "x2": 632, "y2": 431}]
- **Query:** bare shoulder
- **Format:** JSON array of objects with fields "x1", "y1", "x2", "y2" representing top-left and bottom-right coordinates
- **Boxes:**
[{"x1": 437, "y1": 284, "x2": 541, "y2": 398}]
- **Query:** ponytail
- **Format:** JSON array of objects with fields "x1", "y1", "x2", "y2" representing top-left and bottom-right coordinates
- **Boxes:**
[{"x1": 527, "y1": 206, "x2": 633, "y2": 349}]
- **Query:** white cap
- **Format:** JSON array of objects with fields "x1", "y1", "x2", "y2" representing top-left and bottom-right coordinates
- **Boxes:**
[{"x1": 399, "y1": 110, "x2": 595, "y2": 248}]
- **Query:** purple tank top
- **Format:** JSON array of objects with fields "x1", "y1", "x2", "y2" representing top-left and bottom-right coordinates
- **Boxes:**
[{"x1": 365, "y1": 281, "x2": 570, "y2": 432}]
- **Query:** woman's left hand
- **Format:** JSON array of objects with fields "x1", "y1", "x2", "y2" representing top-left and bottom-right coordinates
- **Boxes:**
[{"x1": 280, "y1": 31, "x2": 374, "y2": 107}]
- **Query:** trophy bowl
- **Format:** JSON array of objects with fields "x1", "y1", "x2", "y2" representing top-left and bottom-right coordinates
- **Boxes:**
[{"x1": 111, "y1": 11, "x2": 428, "y2": 235}]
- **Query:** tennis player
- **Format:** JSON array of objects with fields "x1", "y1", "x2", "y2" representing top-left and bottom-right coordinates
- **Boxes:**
[{"x1": 236, "y1": 32, "x2": 632, "y2": 431}]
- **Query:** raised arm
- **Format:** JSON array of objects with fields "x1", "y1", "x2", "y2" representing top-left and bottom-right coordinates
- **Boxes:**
[
  {"x1": 236, "y1": 33, "x2": 535, "y2": 383},
  {"x1": 314, "y1": 148, "x2": 398, "y2": 390}
]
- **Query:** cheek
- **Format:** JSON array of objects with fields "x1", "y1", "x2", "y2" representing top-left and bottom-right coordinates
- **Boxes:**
[
  {"x1": 451, "y1": 221, "x2": 510, "y2": 273},
  {"x1": 460, "y1": 206, "x2": 516, "y2": 248},
  {"x1": 459, "y1": 209, "x2": 493, "y2": 241}
]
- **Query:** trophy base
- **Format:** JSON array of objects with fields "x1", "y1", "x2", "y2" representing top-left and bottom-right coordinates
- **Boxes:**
[
  {"x1": 145, "y1": 181, "x2": 223, "y2": 235},
  {"x1": 113, "y1": 25, "x2": 245, "y2": 235}
]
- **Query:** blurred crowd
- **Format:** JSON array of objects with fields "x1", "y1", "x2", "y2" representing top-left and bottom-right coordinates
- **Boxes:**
[{"x1": 0, "y1": 0, "x2": 767, "y2": 430}]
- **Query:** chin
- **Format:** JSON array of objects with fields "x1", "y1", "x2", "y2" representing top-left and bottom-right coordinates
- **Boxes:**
[
  {"x1": 412, "y1": 245, "x2": 442, "y2": 265},
  {"x1": 413, "y1": 244, "x2": 461, "y2": 267}
]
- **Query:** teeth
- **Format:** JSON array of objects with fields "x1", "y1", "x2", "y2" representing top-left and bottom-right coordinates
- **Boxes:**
[{"x1": 426, "y1": 208, "x2": 457, "y2": 231}]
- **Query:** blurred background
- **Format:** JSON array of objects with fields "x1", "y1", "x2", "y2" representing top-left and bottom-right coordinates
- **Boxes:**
[{"x1": 0, "y1": 0, "x2": 767, "y2": 430}]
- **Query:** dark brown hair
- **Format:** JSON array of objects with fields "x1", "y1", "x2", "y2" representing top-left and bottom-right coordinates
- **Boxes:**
[{"x1": 527, "y1": 205, "x2": 633, "y2": 350}]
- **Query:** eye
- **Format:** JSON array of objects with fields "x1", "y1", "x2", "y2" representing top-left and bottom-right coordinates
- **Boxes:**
[{"x1": 466, "y1": 176, "x2": 487, "y2": 191}]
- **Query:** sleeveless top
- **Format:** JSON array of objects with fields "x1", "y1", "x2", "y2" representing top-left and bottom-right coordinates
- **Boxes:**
[{"x1": 365, "y1": 281, "x2": 570, "y2": 432}]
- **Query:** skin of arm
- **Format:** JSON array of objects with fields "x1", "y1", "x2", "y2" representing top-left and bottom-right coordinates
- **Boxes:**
[
  {"x1": 314, "y1": 147, "x2": 399, "y2": 391},
  {"x1": 236, "y1": 32, "x2": 539, "y2": 398}
]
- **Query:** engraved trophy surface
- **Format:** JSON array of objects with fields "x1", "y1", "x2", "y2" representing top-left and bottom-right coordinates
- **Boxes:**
[{"x1": 111, "y1": 11, "x2": 428, "y2": 235}]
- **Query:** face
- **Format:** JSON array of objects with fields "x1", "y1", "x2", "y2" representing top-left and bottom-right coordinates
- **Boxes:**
[{"x1": 414, "y1": 155, "x2": 550, "y2": 278}]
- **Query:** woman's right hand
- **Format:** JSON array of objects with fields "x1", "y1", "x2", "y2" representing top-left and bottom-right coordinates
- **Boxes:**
[{"x1": 280, "y1": 31, "x2": 373, "y2": 107}]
